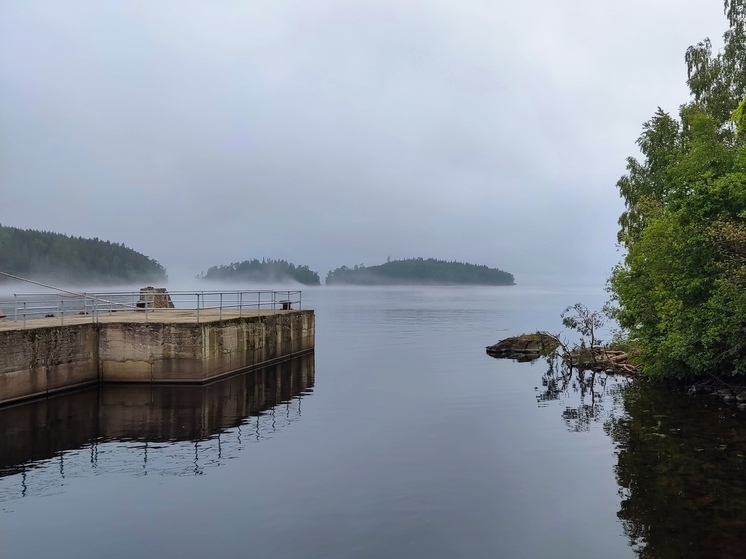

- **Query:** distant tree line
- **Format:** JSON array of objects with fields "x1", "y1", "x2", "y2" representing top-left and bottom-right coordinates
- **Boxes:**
[
  {"x1": 325, "y1": 258, "x2": 515, "y2": 285},
  {"x1": 0, "y1": 224, "x2": 167, "y2": 285},
  {"x1": 198, "y1": 259, "x2": 321, "y2": 285}
]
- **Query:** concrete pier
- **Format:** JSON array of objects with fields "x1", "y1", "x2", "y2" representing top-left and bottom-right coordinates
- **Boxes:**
[{"x1": 0, "y1": 309, "x2": 315, "y2": 405}]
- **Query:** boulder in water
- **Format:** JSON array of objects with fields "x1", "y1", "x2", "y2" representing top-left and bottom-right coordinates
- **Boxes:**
[{"x1": 486, "y1": 333, "x2": 559, "y2": 361}]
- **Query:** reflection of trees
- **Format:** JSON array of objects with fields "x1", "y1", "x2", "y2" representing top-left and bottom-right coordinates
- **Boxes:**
[
  {"x1": 536, "y1": 357, "x2": 627, "y2": 433},
  {"x1": 534, "y1": 355, "x2": 746, "y2": 558},
  {"x1": 604, "y1": 382, "x2": 746, "y2": 559}
]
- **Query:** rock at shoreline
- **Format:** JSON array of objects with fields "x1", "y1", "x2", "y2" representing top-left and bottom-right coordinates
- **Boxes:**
[
  {"x1": 486, "y1": 333, "x2": 559, "y2": 361},
  {"x1": 487, "y1": 332, "x2": 639, "y2": 375},
  {"x1": 685, "y1": 377, "x2": 746, "y2": 407}
]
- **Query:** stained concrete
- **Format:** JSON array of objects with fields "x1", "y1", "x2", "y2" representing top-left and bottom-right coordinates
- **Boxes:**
[{"x1": 0, "y1": 310, "x2": 314, "y2": 405}]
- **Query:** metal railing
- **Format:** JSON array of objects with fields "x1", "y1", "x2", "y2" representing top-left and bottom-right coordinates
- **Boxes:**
[{"x1": 0, "y1": 289, "x2": 303, "y2": 329}]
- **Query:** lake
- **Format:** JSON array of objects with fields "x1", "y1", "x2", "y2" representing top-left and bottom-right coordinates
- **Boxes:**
[{"x1": 1, "y1": 285, "x2": 745, "y2": 558}]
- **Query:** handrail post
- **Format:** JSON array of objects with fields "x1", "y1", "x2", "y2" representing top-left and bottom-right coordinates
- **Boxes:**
[
  {"x1": 60, "y1": 298, "x2": 64, "y2": 325},
  {"x1": 23, "y1": 301, "x2": 26, "y2": 329},
  {"x1": 239, "y1": 291, "x2": 243, "y2": 318},
  {"x1": 196, "y1": 293, "x2": 200, "y2": 324},
  {"x1": 219, "y1": 293, "x2": 223, "y2": 321}
]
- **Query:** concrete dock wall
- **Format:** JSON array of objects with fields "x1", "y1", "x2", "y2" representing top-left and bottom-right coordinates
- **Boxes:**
[
  {"x1": 0, "y1": 324, "x2": 99, "y2": 404},
  {"x1": 0, "y1": 310, "x2": 314, "y2": 405}
]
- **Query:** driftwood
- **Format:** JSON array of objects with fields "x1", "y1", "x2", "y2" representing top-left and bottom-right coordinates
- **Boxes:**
[
  {"x1": 566, "y1": 347, "x2": 639, "y2": 375},
  {"x1": 487, "y1": 332, "x2": 640, "y2": 376}
]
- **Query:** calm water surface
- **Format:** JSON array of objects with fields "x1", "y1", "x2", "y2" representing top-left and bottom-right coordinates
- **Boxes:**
[{"x1": 1, "y1": 285, "x2": 745, "y2": 558}]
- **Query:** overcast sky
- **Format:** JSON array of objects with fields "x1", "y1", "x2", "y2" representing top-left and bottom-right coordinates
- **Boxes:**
[{"x1": 0, "y1": 0, "x2": 728, "y2": 286}]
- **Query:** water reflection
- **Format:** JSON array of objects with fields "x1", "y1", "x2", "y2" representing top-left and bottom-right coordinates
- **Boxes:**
[
  {"x1": 0, "y1": 353, "x2": 314, "y2": 500},
  {"x1": 535, "y1": 357, "x2": 629, "y2": 433},
  {"x1": 605, "y1": 381, "x2": 746, "y2": 559},
  {"x1": 533, "y1": 356, "x2": 746, "y2": 558}
]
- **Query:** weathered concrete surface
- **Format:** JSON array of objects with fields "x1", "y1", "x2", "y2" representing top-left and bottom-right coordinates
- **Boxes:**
[
  {"x1": 0, "y1": 324, "x2": 99, "y2": 404},
  {"x1": 0, "y1": 308, "x2": 292, "y2": 331},
  {"x1": 99, "y1": 311, "x2": 315, "y2": 383},
  {"x1": 138, "y1": 286, "x2": 175, "y2": 308},
  {"x1": 0, "y1": 310, "x2": 314, "y2": 405}
]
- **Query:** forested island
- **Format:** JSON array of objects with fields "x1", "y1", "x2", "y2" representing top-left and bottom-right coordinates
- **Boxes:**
[
  {"x1": 325, "y1": 258, "x2": 515, "y2": 286},
  {"x1": 198, "y1": 259, "x2": 321, "y2": 285},
  {"x1": 0, "y1": 224, "x2": 167, "y2": 285}
]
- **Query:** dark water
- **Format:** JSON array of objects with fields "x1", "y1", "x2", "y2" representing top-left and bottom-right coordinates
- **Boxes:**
[{"x1": 1, "y1": 286, "x2": 745, "y2": 558}]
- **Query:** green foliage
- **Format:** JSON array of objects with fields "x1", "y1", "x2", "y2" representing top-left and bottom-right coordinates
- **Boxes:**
[
  {"x1": 733, "y1": 96, "x2": 746, "y2": 139},
  {"x1": 616, "y1": 108, "x2": 682, "y2": 245},
  {"x1": 199, "y1": 258, "x2": 321, "y2": 285},
  {"x1": 561, "y1": 302, "x2": 605, "y2": 349},
  {"x1": 609, "y1": 3, "x2": 746, "y2": 379},
  {"x1": 685, "y1": 1, "x2": 746, "y2": 126},
  {"x1": 325, "y1": 257, "x2": 515, "y2": 286},
  {"x1": 0, "y1": 224, "x2": 167, "y2": 285}
]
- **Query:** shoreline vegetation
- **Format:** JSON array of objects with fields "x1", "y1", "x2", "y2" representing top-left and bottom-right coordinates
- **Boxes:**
[
  {"x1": 488, "y1": 300, "x2": 746, "y2": 406},
  {"x1": 487, "y1": 304, "x2": 641, "y2": 377},
  {"x1": 605, "y1": 2, "x2": 746, "y2": 383},
  {"x1": 486, "y1": 333, "x2": 639, "y2": 375},
  {"x1": 494, "y1": 3, "x2": 746, "y2": 390}
]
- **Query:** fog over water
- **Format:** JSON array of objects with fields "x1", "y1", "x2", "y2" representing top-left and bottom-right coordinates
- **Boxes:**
[{"x1": 0, "y1": 0, "x2": 729, "y2": 286}]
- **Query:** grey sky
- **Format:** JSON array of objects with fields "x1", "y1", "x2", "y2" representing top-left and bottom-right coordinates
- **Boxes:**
[{"x1": 0, "y1": 0, "x2": 727, "y2": 286}]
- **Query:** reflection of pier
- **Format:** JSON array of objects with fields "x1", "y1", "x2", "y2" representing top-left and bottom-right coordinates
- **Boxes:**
[{"x1": 0, "y1": 353, "x2": 314, "y2": 498}]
